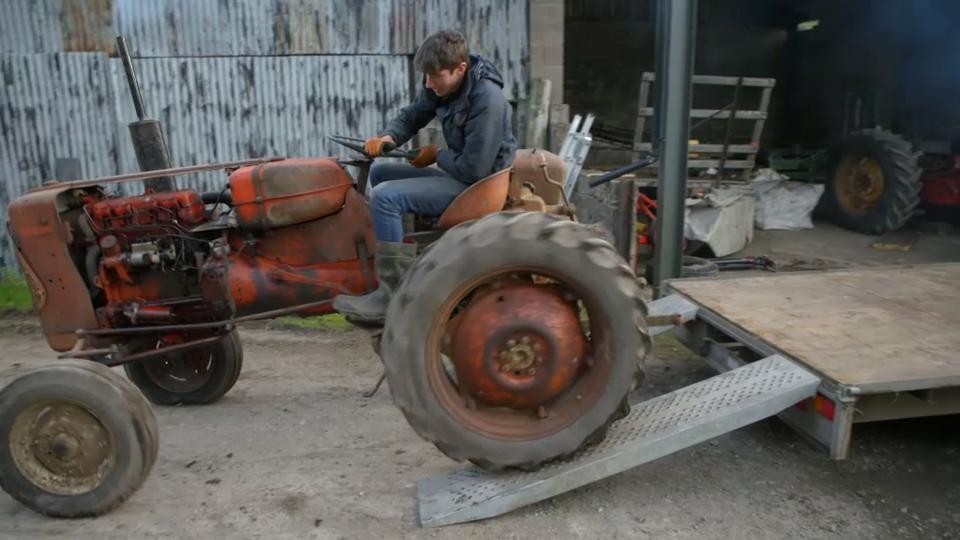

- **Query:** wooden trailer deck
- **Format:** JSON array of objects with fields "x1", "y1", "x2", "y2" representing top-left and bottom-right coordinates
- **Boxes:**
[{"x1": 666, "y1": 263, "x2": 960, "y2": 393}]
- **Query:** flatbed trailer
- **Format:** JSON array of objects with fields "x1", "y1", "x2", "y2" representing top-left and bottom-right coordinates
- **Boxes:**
[{"x1": 417, "y1": 263, "x2": 960, "y2": 527}]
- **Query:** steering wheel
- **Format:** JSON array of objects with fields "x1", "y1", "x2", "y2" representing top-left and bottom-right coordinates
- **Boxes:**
[{"x1": 328, "y1": 135, "x2": 418, "y2": 160}]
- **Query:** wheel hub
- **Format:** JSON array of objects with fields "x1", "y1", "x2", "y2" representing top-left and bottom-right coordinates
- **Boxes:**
[
  {"x1": 11, "y1": 402, "x2": 115, "y2": 495},
  {"x1": 143, "y1": 340, "x2": 214, "y2": 394},
  {"x1": 450, "y1": 282, "x2": 587, "y2": 409},
  {"x1": 836, "y1": 156, "x2": 885, "y2": 212}
]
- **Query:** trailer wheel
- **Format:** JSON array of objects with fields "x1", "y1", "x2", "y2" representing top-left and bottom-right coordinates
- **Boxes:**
[
  {"x1": 382, "y1": 212, "x2": 651, "y2": 471},
  {"x1": 124, "y1": 330, "x2": 243, "y2": 406},
  {"x1": 0, "y1": 360, "x2": 158, "y2": 518},
  {"x1": 822, "y1": 129, "x2": 921, "y2": 234}
]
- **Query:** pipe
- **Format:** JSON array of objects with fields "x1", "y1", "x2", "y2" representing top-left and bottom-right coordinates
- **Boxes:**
[{"x1": 652, "y1": 0, "x2": 698, "y2": 296}]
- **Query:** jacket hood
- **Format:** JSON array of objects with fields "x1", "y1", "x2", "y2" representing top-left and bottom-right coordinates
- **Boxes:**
[{"x1": 468, "y1": 54, "x2": 504, "y2": 89}]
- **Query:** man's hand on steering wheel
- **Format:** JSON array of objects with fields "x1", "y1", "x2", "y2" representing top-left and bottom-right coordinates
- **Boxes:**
[{"x1": 364, "y1": 135, "x2": 396, "y2": 157}]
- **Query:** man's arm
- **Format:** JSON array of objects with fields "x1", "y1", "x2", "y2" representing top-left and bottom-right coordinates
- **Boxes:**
[
  {"x1": 436, "y1": 89, "x2": 508, "y2": 184},
  {"x1": 382, "y1": 88, "x2": 439, "y2": 147}
]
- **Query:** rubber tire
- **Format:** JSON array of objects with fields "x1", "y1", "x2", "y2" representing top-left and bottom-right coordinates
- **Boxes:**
[
  {"x1": 0, "y1": 360, "x2": 159, "y2": 518},
  {"x1": 381, "y1": 212, "x2": 651, "y2": 471},
  {"x1": 123, "y1": 330, "x2": 243, "y2": 406},
  {"x1": 822, "y1": 129, "x2": 921, "y2": 234}
]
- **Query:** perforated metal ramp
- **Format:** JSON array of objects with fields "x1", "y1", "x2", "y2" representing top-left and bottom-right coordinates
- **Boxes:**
[{"x1": 418, "y1": 355, "x2": 819, "y2": 527}]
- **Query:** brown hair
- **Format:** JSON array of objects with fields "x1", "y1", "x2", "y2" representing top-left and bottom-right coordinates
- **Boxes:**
[{"x1": 414, "y1": 30, "x2": 469, "y2": 74}]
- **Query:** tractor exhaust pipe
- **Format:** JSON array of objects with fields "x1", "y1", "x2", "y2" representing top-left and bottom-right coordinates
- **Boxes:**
[{"x1": 116, "y1": 35, "x2": 176, "y2": 193}]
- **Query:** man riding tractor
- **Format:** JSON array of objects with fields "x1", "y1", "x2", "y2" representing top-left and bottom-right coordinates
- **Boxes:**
[{"x1": 334, "y1": 29, "x2": 517, "y2": 324}]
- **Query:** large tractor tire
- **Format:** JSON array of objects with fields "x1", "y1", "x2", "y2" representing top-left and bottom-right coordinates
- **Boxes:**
[
  {"x1": 822, "y1": 129, "x2": 921, "y2": 234},
  {"x1": 381, "y1": 212, "x2": 651, "y2": 471},
  {"x1": 0, "y1": 360, "x2": 158, "y2": 518},
  {"x1": 124, "y1": 330, "x2": 243, "y2": 406}
]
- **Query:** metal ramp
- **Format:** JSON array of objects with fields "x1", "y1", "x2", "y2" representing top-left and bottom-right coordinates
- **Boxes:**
[{"x1": 418, "y1": 355, "x2": 820, "y2": 527}]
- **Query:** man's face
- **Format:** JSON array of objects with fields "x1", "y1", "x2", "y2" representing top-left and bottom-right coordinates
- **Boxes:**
[{"x1": 425, "y1": 62, "x2": 467, "y2": 98}]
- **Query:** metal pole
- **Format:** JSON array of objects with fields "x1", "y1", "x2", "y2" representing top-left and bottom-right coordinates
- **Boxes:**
[
  {"x1": 116, "y1": 35, "x2": 176, "y2": 192},
  {"x1": 116, "y1": 36, "x2": 147, "y2": 120},
  {"x1": 652, "y1": 0, "x2": 697, "y2": 296}
]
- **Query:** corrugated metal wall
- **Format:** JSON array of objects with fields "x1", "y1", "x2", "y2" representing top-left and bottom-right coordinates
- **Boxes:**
[
  {"x1": 0, "y1": 0, "x2": 530, "y2": 268},
  {"x1": 110, "y1": 55, "x2": 411, "y2": 192}
]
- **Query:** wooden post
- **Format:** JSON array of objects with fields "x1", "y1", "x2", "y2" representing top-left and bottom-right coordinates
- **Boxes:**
[
  {"x1": 548, "y1": 103, "x2": 570, "y2": 154},
  {"x1": 524, "y1": 78, "x2": 552, "y2": 149}
]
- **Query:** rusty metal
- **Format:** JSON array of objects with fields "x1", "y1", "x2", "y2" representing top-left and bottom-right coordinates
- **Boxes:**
[
  {"x1": 7, "y1": 188, "x2": 100, "y2": 351},
  {"x1": 76, "y1": 297, "x2": 337, "y2": 338},
  {"x1": 102, "y1": 335, "x2": 224, "y2": 368},
  {"x1": 436, "y1": 169, "x2": 511, "y2": 230},
  {"x1": 511, "y1": 150, "x2": 567, "y2": 206},
  {"x1": 450, "y1": 282, "x2": 587, "y2": 409},
  {"x1": 421, "y1": 270, "x2": 615, "y2": 442},
  {"x1": 9, "y1": 401, "x2": 116, "y2": 496},
  {"x1": 28, "y1": 157, "x2": 283, "y2": 194},
  {"x1": 230, "y1": 158, "x2": 355, "y2": 231},
  {"x1": 835, "y1": 156, "x2": 885, "y2": 212}
]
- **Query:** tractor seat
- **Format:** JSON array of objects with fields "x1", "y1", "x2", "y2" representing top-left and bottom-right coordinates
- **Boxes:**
[{"x1": 435, "y1": 167, "x2": 511, "y2": 230}]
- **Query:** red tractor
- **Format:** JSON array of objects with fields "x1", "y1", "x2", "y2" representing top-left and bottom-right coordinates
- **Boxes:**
[
  {"x1": 0, "y1": 36, "x2": 650, "y2": 518},
  {"x1": 0, "y1": 140, "x2": 650, "y2": 518}
]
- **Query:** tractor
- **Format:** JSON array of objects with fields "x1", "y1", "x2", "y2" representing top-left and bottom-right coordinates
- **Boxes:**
[{"x1": 0, "y1": 62, "x2": 650, "y2": 517}]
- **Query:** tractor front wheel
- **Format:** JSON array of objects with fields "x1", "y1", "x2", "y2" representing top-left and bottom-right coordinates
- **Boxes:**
[
  {"x1": 0, "y1": 360, "x2": 158, "y2": 517},
  {"x1": 124, "y1": 330, "x2": 243, "y2": 406},
  {"x1": 381, "y1": 212, "x2": 651, "y2": 471}
]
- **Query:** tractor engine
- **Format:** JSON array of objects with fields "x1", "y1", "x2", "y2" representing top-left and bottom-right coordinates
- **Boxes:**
[{"x1": 82, "y1": 189, "x2": 233, "y2": 329}]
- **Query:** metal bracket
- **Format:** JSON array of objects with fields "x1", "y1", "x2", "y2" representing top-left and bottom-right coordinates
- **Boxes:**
[
  {"x1": 559, "y1": 113, "x2": 595, "y2": 199},
  {"x1": 646, "y1": 293, "x2": 699, "y2": 336},
  {"x1": 417, "y1": 355, "x2": 820, "y2": 527}
]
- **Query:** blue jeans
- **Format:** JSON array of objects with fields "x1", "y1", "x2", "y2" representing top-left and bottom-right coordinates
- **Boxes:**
[{"x1": 368, "y1": 162, "x2": 468, "y2": 242}]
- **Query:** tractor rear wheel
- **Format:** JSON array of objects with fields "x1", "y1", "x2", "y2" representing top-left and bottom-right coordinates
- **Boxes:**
[
  {"x1": 381, "y1": 212, "x2": 651, "y2": 471},
  {"x1": 822, "y1": 129, "x2": 921, "y2": 234},
  {"x1": 124, "y1": 330, "x2": 243, "y2": 406},
  {"x1": 0, "y1": 360, "x2": 158, "y2": 517}
]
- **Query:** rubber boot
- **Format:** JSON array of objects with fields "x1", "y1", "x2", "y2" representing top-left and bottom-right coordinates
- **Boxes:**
[{"x1": 333, "y1": 241, "x2": 417, "y2": 324}]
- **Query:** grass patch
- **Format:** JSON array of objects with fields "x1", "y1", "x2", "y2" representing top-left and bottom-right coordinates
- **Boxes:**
[
  {"x1": 0, "y1": 270, "x2": 33, "y2": 313},
  {"x1": 274, "y1": 313, "x2": 353, "y2": 331}
]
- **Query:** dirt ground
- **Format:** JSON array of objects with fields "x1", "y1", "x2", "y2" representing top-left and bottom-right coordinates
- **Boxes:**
[{"x1": 1, "y1": 220, "x2": 959, "y2": 539}]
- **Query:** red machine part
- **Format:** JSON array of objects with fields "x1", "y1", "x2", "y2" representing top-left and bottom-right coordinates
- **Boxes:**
[
  {"x1": 449, "y1": 282, "x2": 587, "y2": 409},
  {"x1": 921, "y1": 155, "x2": 960, "y2": 207},
  {"x1": 86, "y1": 190, "x2": 205, "y2": 230}
]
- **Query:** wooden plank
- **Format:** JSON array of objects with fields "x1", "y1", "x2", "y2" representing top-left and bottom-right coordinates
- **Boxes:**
[
  {"x1": 642, "y1": 72, "x2": 776, "y2": 87},
  {"x1": 670, "y1": 264, "x2": 960, "y2": 392},
  {"x1": 638, "y1": 108, "x2": 767, "y2": 120},
  {"x1": 632, "y1": 78, "x2": 652, "y2": 153}
]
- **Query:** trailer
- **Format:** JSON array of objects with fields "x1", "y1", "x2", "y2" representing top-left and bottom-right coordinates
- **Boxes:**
[{"x1": 417, "y1": 263, "x2": 960, "y2": 527}]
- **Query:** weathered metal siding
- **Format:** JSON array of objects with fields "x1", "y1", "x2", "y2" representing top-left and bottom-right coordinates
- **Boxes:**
[
  {"x1": 112, "y1": 0, "x2": 417, "y2": 56},
  {"x1": 0, "y1": 53, "x2": 120, "y2": 266},
  {"x1": 1, "y1": 1, "x2": 529, "y2": 97},
  {"x1": 110, "y1": 54, "x2": 412, "y2": 192}
]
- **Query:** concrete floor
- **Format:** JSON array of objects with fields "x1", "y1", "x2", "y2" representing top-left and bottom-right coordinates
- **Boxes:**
[{"x1": 1, "y1": 221, "x2": 959, "y2": 539}]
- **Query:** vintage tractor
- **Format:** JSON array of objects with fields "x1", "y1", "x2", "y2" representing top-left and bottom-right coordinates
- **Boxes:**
[
  {"x1": 0, "y1": 139, "x2": 650, "y2": 518},
  {"x1": 0, "y1": 36, "x2": 649, "y2": 518}
]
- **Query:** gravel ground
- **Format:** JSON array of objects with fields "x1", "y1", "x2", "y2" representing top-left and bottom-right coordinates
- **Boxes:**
[{"x1": 0, "y1": 315, "x2": 957, "y2": 539}]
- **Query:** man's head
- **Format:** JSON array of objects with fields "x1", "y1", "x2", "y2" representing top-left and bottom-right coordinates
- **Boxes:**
[{"x1": 415, "y1": 30, "x2": 469, "y2": 98}]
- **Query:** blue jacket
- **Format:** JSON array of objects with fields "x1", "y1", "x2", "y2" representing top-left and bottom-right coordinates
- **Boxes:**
[{"x1": 383, "y1": 55, "x2": 517, "y2": 184}]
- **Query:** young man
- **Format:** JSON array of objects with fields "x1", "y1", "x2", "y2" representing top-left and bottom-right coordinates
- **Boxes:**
[{"x1": 334, "y1": 30, "x2": 517, "y2": 323}]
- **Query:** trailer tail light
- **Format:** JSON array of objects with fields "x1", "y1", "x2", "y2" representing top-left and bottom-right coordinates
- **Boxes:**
[
  {"x1": 813, "y1": 394, "x2": 836, "y2": 421},
  {"x1": 794, "y1": 394, "x2": 835, "y2": 421}
]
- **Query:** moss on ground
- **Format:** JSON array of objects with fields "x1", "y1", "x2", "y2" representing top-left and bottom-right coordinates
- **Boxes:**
[{"x1": 0, "y1": 271, "x2": 33, "y2": 312}]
